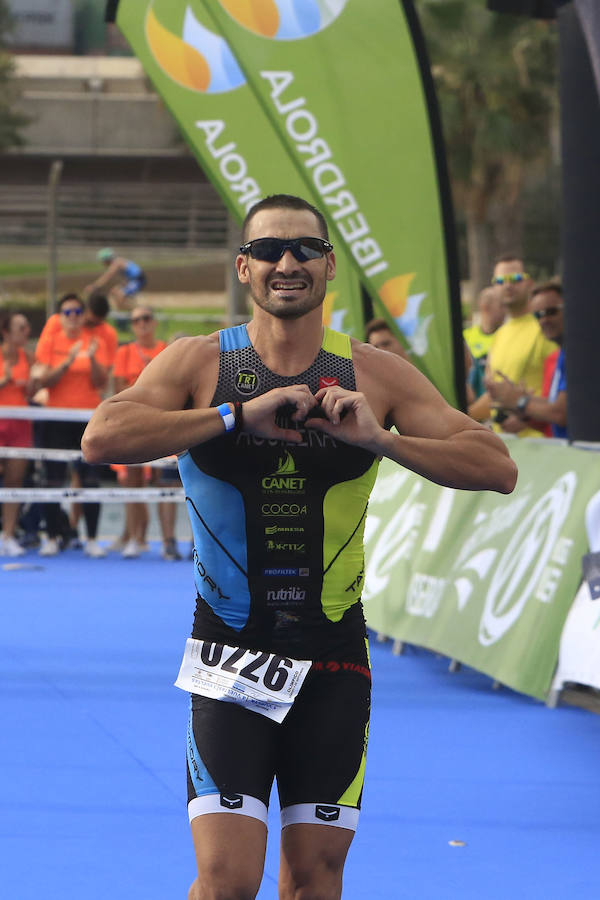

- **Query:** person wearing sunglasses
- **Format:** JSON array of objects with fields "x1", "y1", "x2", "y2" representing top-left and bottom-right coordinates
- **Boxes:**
[
  {"x1": 487, "y1": 281, "x2": 567, "y2": 438},
  {"x1": 34, "y1": 293, "x2": 110, "y2": 557},
  {"x1": 82, "y1": 194, "x2": 516, "y2": 900},
  {"x1": 469, "y1": 255, "x2": 557, "y2": 436},
  {"x1": 112, "y1": 308, "x2": 181, "y2": 560}
]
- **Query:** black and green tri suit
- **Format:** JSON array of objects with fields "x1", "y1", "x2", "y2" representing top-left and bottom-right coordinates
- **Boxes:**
[{"x1": 178, "y1": 324, "x2": 379, "y2": 829}]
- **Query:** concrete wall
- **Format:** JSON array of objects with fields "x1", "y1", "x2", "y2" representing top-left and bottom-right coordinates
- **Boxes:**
[{"x1": 13, "y1": 56, "x2": 187, "y2": 156}]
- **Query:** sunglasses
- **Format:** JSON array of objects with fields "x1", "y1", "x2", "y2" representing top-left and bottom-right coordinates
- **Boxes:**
[
  {"x1": 131, "y1": 314, "x2": 153, "y2": 324},
  {"x1": 240, "y1": 236, "x2": 333, "y2": 263},
  {"x1": 491, "y1": 272, "x2": 529, "y2": 285},
  {"x1": 61, "y1": 307, "x2": 84, "y2": 317},
  {"x1": 533, "y1": 306, "x2": 562, "y2": 320}
]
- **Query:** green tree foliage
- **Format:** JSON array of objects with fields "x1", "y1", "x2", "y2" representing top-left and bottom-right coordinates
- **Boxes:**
[
  {"x1": 417, "y1": 0, "x2": 558, "y2": 292},
  {"x1": 0, "y1": 0, "x2": 29, "y2": 152}
]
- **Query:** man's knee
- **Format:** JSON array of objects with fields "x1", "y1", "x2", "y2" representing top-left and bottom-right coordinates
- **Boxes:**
[
  {"x1": 187, "y1": 874, "x2": 259, "y2": 900},
  {"x1": 279, "y1": 855, "x2": 344, "y2": 900}
]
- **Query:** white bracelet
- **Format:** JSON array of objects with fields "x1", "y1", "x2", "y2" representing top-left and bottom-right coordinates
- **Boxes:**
[{"x1": 216, "y1": 402, "x2": 235, "y2": 432}]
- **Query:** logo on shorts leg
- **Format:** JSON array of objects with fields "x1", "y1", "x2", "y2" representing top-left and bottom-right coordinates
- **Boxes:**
[
  {"x1": 315, "y1": 804, "x2": 340, "y2": 822},
  {"x1": 220, "y1": 793, "x2": 244, "y2": 810}
]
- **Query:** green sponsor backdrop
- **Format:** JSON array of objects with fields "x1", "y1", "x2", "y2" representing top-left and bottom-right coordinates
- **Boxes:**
[
  {"x1": 208, "y1": 0, "x2": 460, "y2": 401},
  {"x1": 111, "y1": 0, "x2": 366, "y2": 336},
  {"x1": 363, "y1": 440, "x2": 600, "y2": 700}
]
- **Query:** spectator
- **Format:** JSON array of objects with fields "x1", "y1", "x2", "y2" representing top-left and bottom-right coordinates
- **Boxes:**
[
  {"x1": 464, "y1": 286, "x2": 505, "y2": 404},
  {"x1": 37, "y1": 293, "x2": 118, "y2": 371},
  {"x1": 0, "y1": 312, "x2": 35, "y2": 557},
  {"x1": 112, "y1": 306, "x2": 181, "y2": 560},
  {"x1": 37, "y1": 294, "x2": 119, "y2": 545},
  {"x1": 470, "y1": 255, "x2": 557, "y2": 436},
  {"x1": 487, "y1": 281, "x2": 567, "y2": 437},
  {"x1": 34, "y1": 293, "x2": 109, "y2": 557},
  {"x1": 84, "y1": 248, "x2": 146, "y2": 310},
  {"x1": 365, "y1": 317, "x2": 411, "y2": 360}
]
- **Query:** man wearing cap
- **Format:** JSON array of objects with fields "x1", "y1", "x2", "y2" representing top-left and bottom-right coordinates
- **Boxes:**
[{"x1": 84, "y1": 248, "x2": 146, "y2": 310}]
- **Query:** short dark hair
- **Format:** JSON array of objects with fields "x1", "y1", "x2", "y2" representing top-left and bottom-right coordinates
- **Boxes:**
[
  {"x1": 364, "y1": 317, "x2": 392, "y2": 340},
  {"x1": 58, "y1": 292, "x2": 83, "y2": 311},
  {"x1": 87, "y1": 294, "x2": 110, "y2": 319},
  {"x1": 493, "y1": 253, "x2": 524, "y2": 266},
  {"x1": 241, "y1": 194, "x2": 329, "y2": 242},
  {"x1": 0, "y1": 311, "x2": 18, "y2": 340},
  {"x1": 530, "y1": 280, "x2": 562, "y2": 300}
]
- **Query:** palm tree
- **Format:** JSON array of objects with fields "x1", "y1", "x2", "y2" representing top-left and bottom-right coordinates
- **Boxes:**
[
  {"x1": 0, "y1": 0, "x2": 29, "y2": 153},
  {"x1": 418, "y1": 0, "x2": 558, "y2": 293}
]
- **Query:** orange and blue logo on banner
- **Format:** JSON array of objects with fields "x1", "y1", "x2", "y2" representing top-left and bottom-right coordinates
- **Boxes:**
[{"x1": 145, "y1": 1, "x2": 349, "y2": 93}]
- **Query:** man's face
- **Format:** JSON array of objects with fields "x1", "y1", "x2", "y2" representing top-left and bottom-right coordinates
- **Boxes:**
[
  {"x1": 236, "y1": 207, "x2": 336, "y2": 320},
  {"x1": 492, "y1": 259, "x2": 531, "y2": 312},
  {"x1": 530, "y1": 290, "x2": 564, "y2": 343},
  {"x1": 367, "y1": 327, "x2": 405, "y2": 356}
]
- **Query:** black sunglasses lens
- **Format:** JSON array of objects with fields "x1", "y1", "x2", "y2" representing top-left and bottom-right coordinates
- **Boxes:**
[
  {"x1": 296, "y1": 238, "x2": 326, "y2": 260},
  {"x1": 248, "y1": 237, "x2": 328, "y2": 262},
  {"x1": 249, "y1": 239, "x2": 284, "y2": 262}
]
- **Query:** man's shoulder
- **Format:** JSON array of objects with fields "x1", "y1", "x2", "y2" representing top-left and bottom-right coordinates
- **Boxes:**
[{"x1": 157, "y1": 333, "x2": 220, "y2": 373}]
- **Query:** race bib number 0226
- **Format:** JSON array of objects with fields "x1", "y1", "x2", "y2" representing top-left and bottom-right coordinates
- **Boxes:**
[{"x1": 175, "y1": 638, "x2": 312, "y2": 723}]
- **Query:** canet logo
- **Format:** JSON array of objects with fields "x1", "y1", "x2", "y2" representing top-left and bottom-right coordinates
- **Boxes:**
[
  {"x1": 145, "y1": 3, "x2": 245, "y2": 94},
  {"x1": 219, "y1": 0, "x2": 349, "y2": 40},
  {"x1": 262, "y1": 451, "x2": 306, "y2": 492}
]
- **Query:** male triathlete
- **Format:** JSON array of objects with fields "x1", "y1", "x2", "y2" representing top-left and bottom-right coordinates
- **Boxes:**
[{"x1": 82, "y1": 194, "x2": 517, "y2": 900}]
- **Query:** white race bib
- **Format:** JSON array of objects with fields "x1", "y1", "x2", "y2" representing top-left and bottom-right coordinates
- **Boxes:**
[{"x1": 175, "y1": 638, "x2": 312, "y2": 724}]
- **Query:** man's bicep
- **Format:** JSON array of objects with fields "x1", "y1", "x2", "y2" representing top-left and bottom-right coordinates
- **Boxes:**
[
  {"x1": 390, "y1": 367, "x2": 475, "y2": 439},
  {"x1": 113, "y1": 348, "x2": 193, "y2": 410}
]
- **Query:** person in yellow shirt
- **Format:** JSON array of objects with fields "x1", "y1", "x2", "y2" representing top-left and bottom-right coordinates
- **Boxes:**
[
  {"x1": 464, "y1": 286, "x2": 505, "y2": 404},
  {"x1": 469, "y1": 256, "x2": 557, "y2": 437}
]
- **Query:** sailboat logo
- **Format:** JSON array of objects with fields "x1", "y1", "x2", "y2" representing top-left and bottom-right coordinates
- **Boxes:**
[{"x1": 262, "y1": 451, "x2": 306, "y2": 492}]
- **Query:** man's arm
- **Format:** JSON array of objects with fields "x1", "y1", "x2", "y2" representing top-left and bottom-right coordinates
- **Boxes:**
[
  {"x1": 487, "y1": 371, "x2": 567, "y2": 427},
  {"x1": 83, "y1": 258, "x2": 123, "y2": 295},
  {"x1": 82, "y1": 335, "x2": 323, "y2": 465},
  {"x1": 306, "y1": 346, "x2": 517, "y2": 495}
]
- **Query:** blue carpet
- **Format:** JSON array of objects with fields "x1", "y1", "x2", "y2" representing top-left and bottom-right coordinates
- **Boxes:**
[{"x1": 1, "y1": 545, "x2": 599, "y2": 899}]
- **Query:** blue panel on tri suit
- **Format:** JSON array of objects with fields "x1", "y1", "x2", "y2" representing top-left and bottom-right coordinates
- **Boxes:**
[
  {"x1": 219, "y1": 324, "x2": 251, "y2": 352},
  {"x1": 178, "y1": 451, "x2": 250, "y2": 631}
]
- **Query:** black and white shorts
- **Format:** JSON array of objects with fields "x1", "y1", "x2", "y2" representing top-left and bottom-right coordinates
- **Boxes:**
[{"x1": 186, "y1": 659, "x2": 371, "y2": 832}]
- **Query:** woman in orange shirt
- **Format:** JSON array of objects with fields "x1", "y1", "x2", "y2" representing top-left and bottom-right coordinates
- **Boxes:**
[
  {"x1": 35, "y1": 293, "x2": 109, "y2": 557},
  {"x1": 112, "y1": 306, "x2": 180, "y2": 559},
  {"x1": 0, "y1": 312, "x2": 35, "y2": 557}
]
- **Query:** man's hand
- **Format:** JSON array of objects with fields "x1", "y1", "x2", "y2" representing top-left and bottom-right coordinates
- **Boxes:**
[
  {"x1": 67, "y1": 341, "x2": 83, "y2": 364},
  {"x1": 305, "y1": 385, "x2": 382, "y2": 451},
  {"x1": 486, "y1": 371, "x2": 529, "y2": 410},
  {"x1": 242, "y1": 385, "x2": 318, "y2": 443}
]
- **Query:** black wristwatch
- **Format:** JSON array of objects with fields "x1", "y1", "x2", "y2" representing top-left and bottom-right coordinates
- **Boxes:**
[{"x1": 516, "y1": 395, "x2": 530, "y2": 416}]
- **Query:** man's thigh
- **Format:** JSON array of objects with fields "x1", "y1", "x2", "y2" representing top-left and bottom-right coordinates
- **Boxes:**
[
  {"x1": 190, "y1": 812, "x2": 267, "y2": 899},
  {"x1": 187, "y1": 694, "x2": 277, "y2": 822},
  {"x1": 276, "y1": 667, "x2": 371, "y2": 830}
]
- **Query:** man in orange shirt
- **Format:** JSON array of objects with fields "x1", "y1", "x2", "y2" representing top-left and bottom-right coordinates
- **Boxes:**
[
  {"x1": 37, "y1": 294, "x2": 118, "y2": 370},
  {"x1": 35, "y1": 293, "x2": 109, "y2": 557}
]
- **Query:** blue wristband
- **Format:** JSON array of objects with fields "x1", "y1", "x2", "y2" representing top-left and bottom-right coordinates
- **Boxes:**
[{"x1": 217, "y1": 403, "x2": 235, "y2": 432}]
